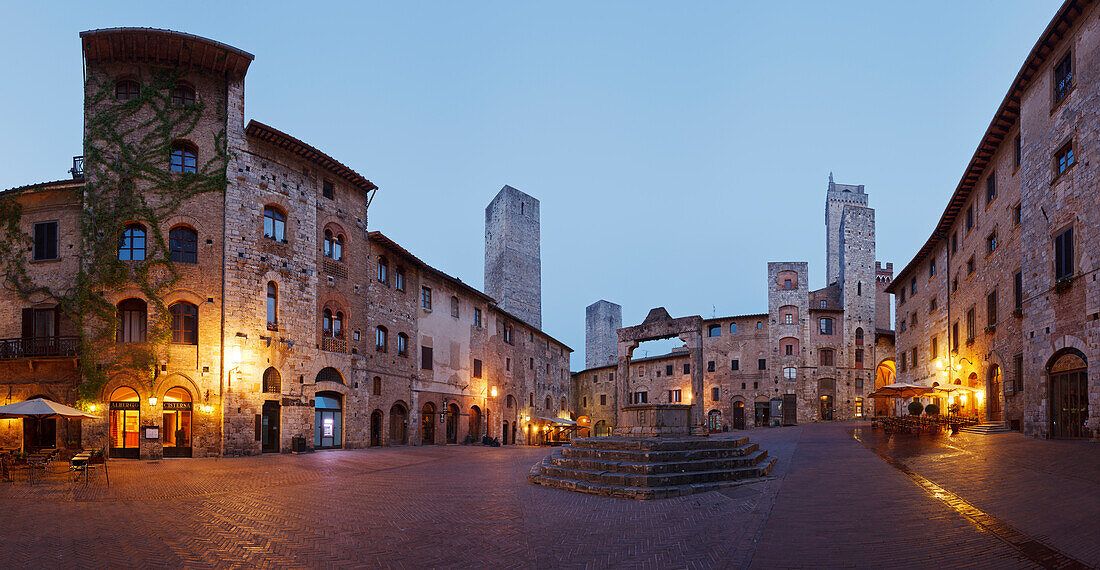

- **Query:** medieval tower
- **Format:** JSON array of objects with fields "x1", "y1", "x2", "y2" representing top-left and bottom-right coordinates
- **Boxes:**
[
  {"x1": 825, "y1": 173, "x2": 868, "y2": 287},
  {"x1": 585, "y1": 300, "x2": 622, "y2": 369},
  {"x1": 485, "y1": 185, "x2": 542, "y2": 328}
]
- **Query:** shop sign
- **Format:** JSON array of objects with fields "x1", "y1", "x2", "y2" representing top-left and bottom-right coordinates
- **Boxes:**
[
  {"x1": 281, "y1": 397, "x2": 310, "y2": 407},
  {"x1": 144, "y1": 427, "x2": 160, "y2": 440},
  {"x1": 322, "y1": 417, "x2": 334, "y2": 437},
  {"x1": 163, "y1": 402, "x2": 192, "y2": 411},
  {"x1": 111, "y1": 401, "x2": 140, "y2": 410}
]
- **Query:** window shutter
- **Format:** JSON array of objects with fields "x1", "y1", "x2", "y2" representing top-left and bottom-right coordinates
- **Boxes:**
[
  {"x1": 21, "y1": 308, "x2": 34, "y2": 339},
  {"x1": 255, "y1": 414, "x2": 262, "y2": 441}
]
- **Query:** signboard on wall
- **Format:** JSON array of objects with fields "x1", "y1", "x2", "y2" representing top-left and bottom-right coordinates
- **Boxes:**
[
  {"x1": 145, "y1": 427, "x2": 160, "y2": 440},
  {"x1": 323, "y1": 418, "x2": 334, "y2": 437}
]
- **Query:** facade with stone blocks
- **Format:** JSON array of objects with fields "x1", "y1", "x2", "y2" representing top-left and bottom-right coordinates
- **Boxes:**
[
  {"x1": 0, "y1": 28, "x2": 571, "y2": 457},
  {"x1": 585, "y1": 300, "x2": 622, "y2": 370},
  {"x1": 887, "y1": 0, "x2": 1100, "y2": 441},
  {"x1": 573, "y1": 176, "x2": 894, "y2": 432},
  {"x1": 484, "y1": 185, "x2": 542, "y2": 330}
]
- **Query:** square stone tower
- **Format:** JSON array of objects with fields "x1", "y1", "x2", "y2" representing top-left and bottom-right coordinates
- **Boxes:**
[
  {"x1": 825, "y1": 173, "x2": 868, "y2": 286},
  {"x1": 585, "y1": 300, "x2": 622, "y2": 369},
  {"x1": 485, "y1": 185, "x2": 542, "y2": 328}
]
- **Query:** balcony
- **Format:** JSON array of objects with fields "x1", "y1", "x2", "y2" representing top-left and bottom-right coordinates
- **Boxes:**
[
  {"x1": 322, "y1": 337, "x2": 346, "y2": 354},
  {"x1": 323, "y1": 258, "x2": 347, "y2": 280},
  {"x1": 71, "y1": 156, "x2": 84, "y2": 180},
  {"x1": 0, "y1": 336, "x2": 81, "y2": 363}
]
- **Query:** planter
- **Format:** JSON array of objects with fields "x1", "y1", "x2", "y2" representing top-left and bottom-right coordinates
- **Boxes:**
[{"x1": 1054, "y1": 276, "x2": 1074, "y2": 294}]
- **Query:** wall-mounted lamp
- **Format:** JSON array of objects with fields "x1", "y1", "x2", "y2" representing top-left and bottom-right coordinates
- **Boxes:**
[
  {"x1": 148, "y1": 397, "x2": 158, "y2": 407},
  {"x1": 490, "y1": 386, "x2": 498, "y2": 398},
  {"x1": 87, "y1": 404, "x2": 98, "y2": 413},
  {"x1": 201, "y1": 404, "x2": 214, "y2": 414}
]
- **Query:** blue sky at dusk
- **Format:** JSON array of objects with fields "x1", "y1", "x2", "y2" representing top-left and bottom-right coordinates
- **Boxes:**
[{"x1": 0, "y1": 1, "x2": 1061, "y2": 366}]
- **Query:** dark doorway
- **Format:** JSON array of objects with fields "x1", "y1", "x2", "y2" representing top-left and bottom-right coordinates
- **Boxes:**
[
  {"x1": 1049, "y1": 350, "x2": 1088, "y2": 439},
  {"x1": 782, "y1": 394, "x2": 798, "y2": 425},
  {"x1": 390, "y1": 403, "x2": 408, "y2": 445},
  {"x1": 755, "y1": 402, "x2": 771, "y2": 427},
  {"x1": 23, "y1": 417, "x2": 56, "y2": 451},
  {"x1": 421, "y1": 402, "x2": 436, "y2": 444},
  {"x1": 370, "y1": 409, "x2": 383, "y2": 447},
  {"x1": 502, "y1": 420, "x2": 509, "y2": 445},
  {"x1": 707, "y1": 410, "x2": 722, "y2": 433},
  {"x1": 512, "y1": 422, "x2": 518, "y2": 444},
  {"x1": 733, "y1": 401, "x2": 745, "y2": 429},
  {"x1": 314, "y1": 392, "x2": 343, "y2": 449},
  {"x1": 987, "y1": 365, "x2": 1003, "y2": 422},
  {"x1": 261, "y1": 400, "x2": 280, "y2": 453},
  {"x1": 446, "y1": 403, "x2": 459, "y2": 444},
  {"x1": 819, "y1": 395, "x2": 834, "y2": 421},
  {"x1": 469, "y1": 406, "x2": 482, "y2": 441}
]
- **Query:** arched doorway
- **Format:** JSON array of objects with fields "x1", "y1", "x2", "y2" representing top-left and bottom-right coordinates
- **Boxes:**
[
  {"x1": 1048, "y1": 349, "x2": 1088, "y2": 439},
  {"x1": 370, "y1": 409, "x2": 383, "y2": 447},
  {"x1": 109, "y1": 386, "x2": 140, "y2": 459},
  {"x1": 875, "y1": 359, "x2": 896, "y2": 416},
  {"x1": 22, "y1": 395, "x2": 57, "y2": 452},
  {"x1": 707, "y1": 409, "x2": 722, "y2": 433},
  {"x1": 594, "y1": 420, "x2": 611, "y2": 437},
  {"x1": 732, "y1": 401, "x2": 746, "y2": 429},
  {"x1": 421, "y1": 402, "x2": 436, "y2": 444},
  {"x1": 502, "y1": 420, "x2": 510, "y2": 445},
  {"x1": 162, "y1": 387, "x2": 192, "y2": 457},
  {"x1": 314, "y1": 391, "x2": 343, "y2": 449},
  {"x1": 469, "y1": 406, "x2": 482, "y2": 441},
  {"x1": 987, "y1": 365, "x2": 1003, "y2": 422},
  {"x1": 389, "y1": 402, "x2": 408, "y2": 445},
  {"x1": 446, "y1": 403, "x2": 459, "y2": 444},
  {"x1": 819, "y1": 395, "x2": 834, "y2": 421}
]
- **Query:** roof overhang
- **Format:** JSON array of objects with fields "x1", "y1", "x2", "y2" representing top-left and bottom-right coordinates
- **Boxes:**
[
  {"x1": 246, "y1": 120, "x2": 378, "y2": 195},
  {"x1": 80, "y1": 28, "x2": 254, "y2": 79}
]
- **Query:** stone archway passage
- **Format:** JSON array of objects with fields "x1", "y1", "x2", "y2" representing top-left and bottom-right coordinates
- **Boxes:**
[
  {"x1": 389, "y1": 403, "x2": 408, "y2": 445},
  {"x1": 1048, "y1": 349, "x2": 1088, "y2": 439}
]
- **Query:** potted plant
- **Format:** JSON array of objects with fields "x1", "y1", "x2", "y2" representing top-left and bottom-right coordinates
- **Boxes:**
[
  {"x1": 948, "y1": 403, "x2": 961, "y2": 415},
  {"x1": 67, "y1": 440, "x2": 81, "y2": 450},
  {"x1": 925, "y1": 404, "x2": 940, "y2": 416},
  {"x1": 1054, "y1": 276, "x2": 1074, "y2": 294},
  {"x1": 1012, "y1": 307, "x2": 1024, "y2": 318},
  {"x1": 908, "y1": 401, "x2": 924, "y2": 416}
]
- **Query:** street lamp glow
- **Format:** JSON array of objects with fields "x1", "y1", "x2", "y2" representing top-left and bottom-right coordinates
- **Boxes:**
[
  {"x1": 490, "y1": 386, "x2": 498, "y2": 398},
  {"x1": 148, "y1": 397, "x2": 158, "y2": 407}
]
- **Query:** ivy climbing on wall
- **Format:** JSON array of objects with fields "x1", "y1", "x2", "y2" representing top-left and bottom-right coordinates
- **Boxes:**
[{"x1": 0, "y1": 68, "x2": 228, "y2": 403}]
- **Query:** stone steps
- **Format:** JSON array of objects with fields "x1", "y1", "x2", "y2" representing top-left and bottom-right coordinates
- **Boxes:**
[
  {"x1": 561, "y1": 442, "x2": 759, "y2": 463},
  {"x1": 529, "y1": 436, "x2": 776, "y2": 500},
  {"x1": 960, "y1": 422, "x2": 1012, "y2": 434},
  {"x1": 551, "y1": 448, "x2": 769, "y2": 475}
]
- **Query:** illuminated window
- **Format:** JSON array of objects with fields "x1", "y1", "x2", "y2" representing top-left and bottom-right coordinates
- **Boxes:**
[{"x1": 169, "y1": 301, "x2": 198, "y2": 345}]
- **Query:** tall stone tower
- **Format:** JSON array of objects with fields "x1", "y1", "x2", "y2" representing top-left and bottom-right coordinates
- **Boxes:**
[
  {"x1": 585, "y1": 300, "x2": 622, "y2": 369},
  {"x1": 825, "y1": 173, "x2": 868, "y2": 286},
  {"x1": 485, "y1": 185, "x2": 542, "y2": 328},
  {"x1": 875, "y1": 262, "x2": 894, "y2": 331}
]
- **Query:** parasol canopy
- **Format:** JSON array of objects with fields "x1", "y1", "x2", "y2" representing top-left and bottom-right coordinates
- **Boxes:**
[
  {"x1": 866, "y1": 383, "x2": 935, "y2": 399},
  {"x1": 0, "y1": 398, "x2": 98, "y2": 420}
]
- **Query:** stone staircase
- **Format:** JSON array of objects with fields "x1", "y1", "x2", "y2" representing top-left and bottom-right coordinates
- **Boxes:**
[
  {"x1": 960, "y1": 422, "x2": 1012, "y2": 435},
  {"x1": 529, "y1": 436, "x2": 776, "y2": 500}
]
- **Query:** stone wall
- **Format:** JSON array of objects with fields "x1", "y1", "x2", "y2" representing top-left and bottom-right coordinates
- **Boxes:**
[{"x1": 484, "y1": 185, "x2": 542, "y2": 329}]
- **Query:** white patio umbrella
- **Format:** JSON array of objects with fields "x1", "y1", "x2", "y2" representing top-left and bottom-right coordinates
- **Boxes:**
[{"x1": 0, "y1": 398, "x2": 99, "y2": 453}]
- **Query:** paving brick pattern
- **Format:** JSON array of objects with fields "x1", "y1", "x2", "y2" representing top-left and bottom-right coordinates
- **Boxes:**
[{"x1": 1, "y1": 423, "x2": 1096, "y2": 568}]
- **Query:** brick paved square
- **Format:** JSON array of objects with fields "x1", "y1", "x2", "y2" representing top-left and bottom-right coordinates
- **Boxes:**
[{"x1": 2, "y1": 422, "x2": 1096, "y2": 568}]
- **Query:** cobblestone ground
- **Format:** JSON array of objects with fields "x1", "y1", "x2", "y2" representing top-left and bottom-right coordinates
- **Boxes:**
[{"x1": 1, "y1": 422, "x2": 1096, "y2": 568}]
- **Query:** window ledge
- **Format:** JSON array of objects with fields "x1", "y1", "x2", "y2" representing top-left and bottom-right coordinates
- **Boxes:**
[{"x1": 29, "y1": 258, "x2": 62, "y2": 264}]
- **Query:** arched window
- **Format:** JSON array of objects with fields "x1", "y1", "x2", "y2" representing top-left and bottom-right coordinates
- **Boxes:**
[
  {"x1": 115, "y1": 79, "x2": 139, "y2": 101},
  {"x1": 264, "y1": 206, "x2": 287, "y2": 241},
  {"x1": 397, "y1": 333, "x2": 408, "y2": 357},
  {"x1": 855, "y1": 327, "x2": 864, "y2": 346},
  {"x1": 373, "y1": 376, "x2": 382, "y2": 396},
  {"x1": 377, "y1": 256, "x2": 389, "y2": 283},
  {"x1": 316, "y1": 367, "x2": 344, "y2": 384},
  {"x1": 170, "y1": 82, "x2": 195, "y2": 106},
  {"x1": 116, "y1": 298, "x2": 147, "y2": 343},
  {"x1": 169, "y1": 142, "x2": 197, "y2": 173},
  {"x1": 545, "y1": 395, "x2": 552, "y2": 410},
  {"x1": 324, "y1": 228, "x2": 345, "y2": 261},
  {"x1": 450, "y1": 296, "x2": 460, "y2": 318},
  {"x1": 263, "y1": 367, "x2": 281, "y2": 393},
  {"x1": 819, "y1": 348, "x2": 835, "y2": 366},
  {"x1": 707, "y1": 324, "x2": 721, "y2": 337},
  {"x1": 780, "y1": 337, "x2": 799, "y2": 356},
  {"x1": 266, "y1": 282, "x2": 278, "y2": 331},
  {"x1": 783, "y1": 366, "x2": 797, "y2": 380},
  {"x1": 169, "y1": 226, "x2": 197, "y2": 263},
  {"x1": 323, "y1": 308, "x2": 345, "y2": 339},
  {"x1": 819, "y1": 318, "x2": 834, "y2": 335},
  {"x1": 730, "y1": 322, "x2": 738, "y2": 334},
  {"x1": 118, "y1": 224, "x2": 146, "y2": 261},
  {"x1": 169, "y1": 301, "x2": 198, "y2": 345},
  {"x1": 376, "y1": 326, "x2": 388, "y2": 352},
  {"x1": 560, "y1": 397, "x2": 567, "y2": 411}
]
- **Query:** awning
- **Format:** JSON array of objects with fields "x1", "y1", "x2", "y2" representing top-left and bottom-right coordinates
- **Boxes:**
[
  {"x1": 533, "y1": 417, "x2": 577, "y2": 425},
  {"x1": 866, "y1": 383, "x2": 935, "y2": 399},
  {"x1": 0, "y1": 398, "x2": 98, "y2": 420}
]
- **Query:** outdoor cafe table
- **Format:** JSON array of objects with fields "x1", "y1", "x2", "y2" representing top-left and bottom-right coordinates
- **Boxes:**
[{"x1": 70, "y1": 452, "x2": 92, "y2": 484}]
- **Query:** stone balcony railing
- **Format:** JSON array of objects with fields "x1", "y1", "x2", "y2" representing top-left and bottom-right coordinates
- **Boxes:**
[{"x1": 0, "y1": 336, "x2": 81, "y2": 360}]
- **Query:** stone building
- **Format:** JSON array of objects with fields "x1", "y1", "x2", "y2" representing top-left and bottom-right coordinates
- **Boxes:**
[
  {"x1": 887, "y1": 0, "x2": 1099, "y2": 441},
  {"x1": 573, "y1": 176, "x2": 895, "y2": 431},
  {"x1": 0, "y1": 28, "x2": 571, "y2": 457}
]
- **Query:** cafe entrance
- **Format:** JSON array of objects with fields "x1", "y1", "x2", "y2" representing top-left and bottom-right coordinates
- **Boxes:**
[
  {"x1": 161, "y1": 387, "x2": 192, "y2": 458},
  {"x1": 109, "y1": 386, "x2": 140, "y2": 459}
]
